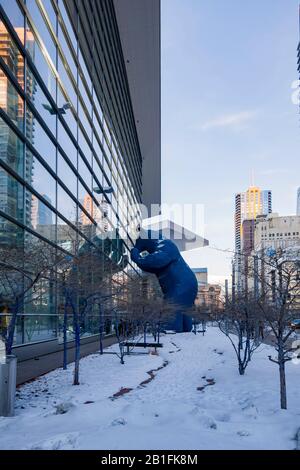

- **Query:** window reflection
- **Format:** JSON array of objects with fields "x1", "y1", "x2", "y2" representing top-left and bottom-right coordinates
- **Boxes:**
[
  {"x1": 0, "y1": 166, "x2": 24, "y2": 223},
  {"x1": 58, "y1": 55, "x2": 77, "y2": 110},
  {"x1": 26, "y1": 65, "x2": 56, "y2": 136},
  {"x1": 0, "y1": 0, "x2": 25, "y2": 44},
  {"x1": 0, "y1": 214, "x2": 23, "y2": 247},
  {"x1": 57, "y1": 151, "x2": 77, "y2": 197},
  {"x1": 57, "y1": 183, "x2": 77, "y2": 224},
  {"x1": 58, "y1": 23, "x2": 77, "y2": 81},
  {"x1": 0, "y1": 20, "x2": 24, "y2": 88},
  {"x1": 26, "y1": 108, "x2": 56, "y2": 170},
  {"x1": 58, "y1": 119, "x2": 77, "y2": 168},
  {"x1": 27, "y1": 150, "x2": 56, "y2": 208},
  {"x1": 26, "y1": 0, "x2": 56, "y2": 65},
  {"x1": 0, "y1": 117, "x2": 24, "y2": 176},
  {"x1": 78, "y1": 153, "x2": 92, "y2": 190},
  {"x1": 78, "y1": 127, "x2": 91, "y2": 166},
  {"x1": 26, "y1": 190, "x2": 56, "y2": 242},
  {"x1": 57, "y1": 215, "x2": 77, "y2": 254},
  {"x1": 26, "y1": 21, "x2": 56, "y2": 100},
  {"x1": 0, "y1": 70, "x2": 24, "y2": 131},
  {"x1": 40, "y1": 0, "x2": 57, "y2": 35},
  {"x1": 58, "y1": 0, "x2": 77, "y2": 52}
]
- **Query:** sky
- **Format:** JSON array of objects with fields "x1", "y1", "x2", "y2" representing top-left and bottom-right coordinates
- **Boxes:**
[{"x1": 161, "y1": 0, "x2": 300, "y2": 285}]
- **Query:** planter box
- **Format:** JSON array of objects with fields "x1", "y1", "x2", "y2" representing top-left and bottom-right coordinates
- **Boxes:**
[{"x1": 0, "y1": 355, "x2": 17, "y2": 417}]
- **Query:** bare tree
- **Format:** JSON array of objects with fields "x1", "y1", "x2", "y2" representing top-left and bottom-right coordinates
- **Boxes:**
[
  {"x1": 253, "y1": 247, "x2": 300, "y2": 409},
  {"x1": 0, "y1": 237, "x2": 64, "y2": 355},
  {"x1": 216, "y1": 289, "x2": 264, "y2": 376}
]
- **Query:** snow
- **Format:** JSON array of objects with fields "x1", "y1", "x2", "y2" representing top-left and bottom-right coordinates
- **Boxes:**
[{"x1": 0, "y1": 327, "x2": 300, "y2": 450}]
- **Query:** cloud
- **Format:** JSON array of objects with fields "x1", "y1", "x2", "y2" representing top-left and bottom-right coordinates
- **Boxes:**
[{"x1": 201, "y1": 110, "x2": 258, "y2": 131}]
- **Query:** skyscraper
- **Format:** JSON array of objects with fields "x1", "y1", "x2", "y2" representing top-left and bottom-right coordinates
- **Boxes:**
[
  {"x1": 297, "y1": 188, "x2": 300, "y2": 216},
  {"x1": 235, "y1": 186, "x2": 272, "y2": 252},
  {"x1": 234, "y1": 186, "x2": 272, "y2": 291}
]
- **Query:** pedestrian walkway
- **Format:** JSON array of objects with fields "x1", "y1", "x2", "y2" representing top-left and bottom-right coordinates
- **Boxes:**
[{"x1": 16, "y1": 336, "x2": 117, "y2": 386}]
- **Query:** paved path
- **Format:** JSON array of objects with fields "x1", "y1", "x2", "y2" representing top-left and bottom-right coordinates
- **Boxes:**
[{"x1": 16, "y1": 336, "x2": 117, "y2": 386}]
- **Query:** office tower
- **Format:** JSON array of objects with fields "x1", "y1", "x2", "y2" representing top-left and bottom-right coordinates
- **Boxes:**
[
  {"x1": 297, "y1": 188, "x2": 300, "y2": 216},
  {"x1": 234, "y1": 186, "x2": 272, "y2": 291},
  {"x1": 235, "y1": 186, "x2": 272, "y2": 252}
]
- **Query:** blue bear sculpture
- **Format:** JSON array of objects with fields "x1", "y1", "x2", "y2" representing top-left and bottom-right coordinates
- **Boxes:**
[{"x1": 130, "y1": 232, "x2": 198, "y2": 333}]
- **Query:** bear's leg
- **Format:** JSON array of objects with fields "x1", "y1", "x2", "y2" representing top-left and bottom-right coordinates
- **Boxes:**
[
  {"x1": 165, "y1": 311, "x2": 184, "y2": 333},
  {"x1": 182, "y1": 313, "x2": 193, "y2": 332}
]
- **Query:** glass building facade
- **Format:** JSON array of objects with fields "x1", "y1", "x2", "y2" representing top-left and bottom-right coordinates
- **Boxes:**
[{"x1": 0, "y1": 0, "x2": 145, "y2": 346}]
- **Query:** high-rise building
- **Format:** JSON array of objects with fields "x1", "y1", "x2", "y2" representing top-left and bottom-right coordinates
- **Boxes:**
[
  {"x1": 0, "y1": 0, "x2": 161, "y2": 356},
  {"x1": 234, "y1": 186, "x2": 272, "y2": 291},
  {"x1": 297, "y1": 188, "x2": 300, "y2": 216},
  {"x1": 235, "y1": 186, "x2": 272, "y2": 252}
]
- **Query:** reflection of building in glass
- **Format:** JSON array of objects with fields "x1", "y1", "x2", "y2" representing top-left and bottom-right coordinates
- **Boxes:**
[
  {"x1": 31, "y1": 194, "x2": 53, "y2": 228},
  {"x1": 0, "y1": 0, "x2": 161, "y2": 359}
]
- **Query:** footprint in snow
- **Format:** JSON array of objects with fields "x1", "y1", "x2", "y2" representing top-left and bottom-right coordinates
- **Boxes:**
[{"x1": 24, "y1": 432, "x2": 79, "y2": 450}]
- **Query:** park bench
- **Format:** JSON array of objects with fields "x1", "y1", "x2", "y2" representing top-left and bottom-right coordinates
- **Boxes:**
[{"x1": 122, "y1": 342, "x2": 163, "y2": 355}]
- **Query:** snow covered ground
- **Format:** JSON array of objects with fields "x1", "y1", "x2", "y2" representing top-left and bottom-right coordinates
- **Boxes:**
[{"x1": 0, "y1": 327, "x2": 300, "y2": 450}]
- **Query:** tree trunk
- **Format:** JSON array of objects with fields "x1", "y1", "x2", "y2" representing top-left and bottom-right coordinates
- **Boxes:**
[
  {"x1": 279, "y1": 354, "x2": 287, "y2": 410},
  {"x1": 73, "y1": 322, "x2": 80, "y2": 385},
  {"x1": 99, "y1": 304, "x2": 103, "y2": 355},
  {"x1": 63, "y1": 300, "x2": 68, "y2": 370},
  {"x1": 6, "y1": 300, "x2": 19, "y2": 355}
]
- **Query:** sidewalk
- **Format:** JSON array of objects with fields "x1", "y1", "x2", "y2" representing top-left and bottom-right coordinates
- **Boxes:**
[{"x1": 16, "y1": 336, "x2": 117, "y2": 386}]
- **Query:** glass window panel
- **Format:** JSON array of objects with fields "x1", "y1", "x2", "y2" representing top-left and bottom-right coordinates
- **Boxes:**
[
  {"x1": 57, "y1": 151, "x2": 77, "y2": 198},
  {"x1": 57, "y1": 183, "x2": 77, "y2": 223},
  {"x1": 27, "y1": 191, "x2": 55, "y2": 239},
  {"x1": 93, "y1": 114, "x2": 103, "y2": 147},
  {"x1": 79, "y1": 76, "x2": 92, "y2": 118},
  {"x1": 78, "y1": 46, "x2": 91, "y2": 91},
  {"x1": 27, "y1": 150, "x2": 56, "y2": 207},
  {"x1": 57, "y1": 119, "x2": 77, "y2": 168},
  {"x1": 26, "y1": 109, "x2": 56, "y2": 170},
  {"x1": 0, "y1": 0, "x2": 25, "y2": 43},
  {"x1": 0, "y1": 214, "x2": 23, "y2": 246},
  {"x1": 58, "y1": 23, "x2": 77, "y2": 81},
  {"x1": 26, "y1": 22, "x2": 56, "y2": 100},
  {"x1": 93, "y1": 134, "x2": 103, "y2": 165},
  {"x1": 0, "y1": 117, "x2": 24, "y2": 176},
  {"x1": 93, "y1": 92, "x2": 103, "y2": 124},
  {"x1": 26, "y1": 0, "x2": 56, "y2": 65},
  {"x1": 26, "y1": 65, "x2": 56, "y2": 136},
  {"x1": 78, "y1": 101, "x2": 91, "y2": 139},
  {"x1": 78, "y1": 127, "x2": 91, "y2": 166},
  {"x1": 40, "y1": 0, "x2": 57, "y2": 35},
  {"x1": 0, "y1": 166, "x2": 23, "y2": 223},
  {"x1": 58, "y1": 0, "x2": 77, "y2": 52},
  {"x1": 57, "y1": 85, "x2": 77, "y2": 137},
  {"x1": 78, "y1": 153, "x2": 91, "y2": 191},
  {"x1": 93, "y1": 157, "x2": 104, "y2": 189},
  {"x1": 102, "y1": 154, "x2": 110, "y2": 183},
  {"x1": 0, "y1": 20, "x2": 24, "y2": 88},
  {"x1": 78, "y1": 200, "x2": 95, "y2": 228},
  {"x1": 57, "y1": 216, "x2": 78, "y2": 254},
  {"x1": 57, "y1": 54, "x2": 77, "y2": 109},
  {"x1": 0, "y1": 70, "x2": 24, "y2": 131}
]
